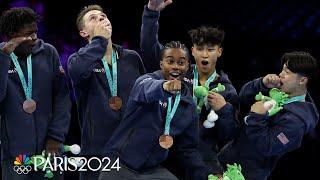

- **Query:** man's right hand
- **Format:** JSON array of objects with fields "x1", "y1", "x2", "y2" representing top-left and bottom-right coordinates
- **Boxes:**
[
  {"x1": 163, "y1": 79, "x2": 181, "y2": 94},
  {"x1": 262, "y1": 74, "x2": 281, "y2": 88},
  {"x1": 93, "y1": 20, "x2": 112, "y2": 40},
  {"x1": 250, "y1": 101, "x2": 272, "y2": 115},
  {"x1": 148, "y1": 0, "x2": 173, "y2": 11},
  {"x1": 1, "y1": 36, "x2": 31, "y2": 55}
]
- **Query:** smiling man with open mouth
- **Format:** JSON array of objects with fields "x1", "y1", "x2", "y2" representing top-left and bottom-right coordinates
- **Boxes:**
[{"x1": 140, "y1": 0, "x2": 239, "y2": 178}]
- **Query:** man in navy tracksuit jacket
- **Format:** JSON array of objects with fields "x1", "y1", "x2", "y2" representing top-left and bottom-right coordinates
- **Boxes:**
[
  {"x1": 218, "y1": 52, "x2": 319, "y2": 180},
  {"x1": 140, "y1": 0, "x2": 238, "y2": 176},
  {"x1": 0, "y1": 7, "x2": 70, "y2": 179},
  {"x1": 68, "y1": 5, "x2": 145, "y2": 180},
  {"x1": 100, "y1": 41, "x2": 214, "y2": 180}
]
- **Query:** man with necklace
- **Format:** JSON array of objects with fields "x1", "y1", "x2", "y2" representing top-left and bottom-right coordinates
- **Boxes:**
[
  {"x1": 0, "y1": 7, "x2": 71, "y2": 179},
  {"x1": 68, "y1": 4, "x2": 145, "y2": 180},
  {"x1": 140, "y1": 0, "x2": 239, "y2": 177},
  {"x1": 218, "y1": 51, "x2": 319, "y2": 180}
]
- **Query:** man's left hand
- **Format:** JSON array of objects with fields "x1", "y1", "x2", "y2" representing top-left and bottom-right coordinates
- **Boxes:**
[
  {"x1": 207, "y1": 92, "x2": 226, "y2": 111},
  {"x1": 45, "y1": 138, "x2": 62, "y2": 157}
]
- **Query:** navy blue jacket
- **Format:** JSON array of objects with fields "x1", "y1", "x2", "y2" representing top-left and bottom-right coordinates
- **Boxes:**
[
  {"x1": 105, "y1": 70, "x2": 213, "y2": 180},
  {"x1": 68, "y1": 36, "x2": 145, "y2": 156},
  {"x1": 0, "y1": 40, "x2": 71, "y2": 160},
  {"x1": 218, "y1": 78, "x2": 319, "y2": 180},
  {"x1": 141, "y1": 6, "x2": 239, "y2": 172}
]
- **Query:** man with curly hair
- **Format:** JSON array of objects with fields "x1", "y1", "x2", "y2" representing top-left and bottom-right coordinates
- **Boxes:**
[
  {"x1": 0, "y1": 7, "x2": 71, "y2": 180},
  {"x1": 140, "y1": 0, "x2": 239, "y2": 178},
  {"x1": 100, "y1": 41, "x2": 216, "y2": 180}
]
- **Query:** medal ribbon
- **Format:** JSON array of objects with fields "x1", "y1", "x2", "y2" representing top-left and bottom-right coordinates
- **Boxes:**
[
  {"x1": 101, "y1": 50, "x2": 117, "y2": 97},
  {"x1": 284, "y1": 94, "x2": 306, "y2": 104},
  {"x1": 10, "y1": 52, "x2": 32, "y2": 100},
  {"x1": 164, "y1": 92, "x2": 181, "y2": 135},
  {"x1": 193, "y1": 66, "x2": 217, "y2": 103}
]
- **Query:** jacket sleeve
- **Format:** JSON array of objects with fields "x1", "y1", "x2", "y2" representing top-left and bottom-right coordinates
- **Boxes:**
[
  {"x1": 244, "y1": 112, "x2": 305, "y2": 156},
  {"x1": 213, "y1": 84, "x2": 239, "y2": 143},
  {"x1": 67, "y1": 36, "x2": 108, "y2": 86},
  {"x1": 239, "y1": 77, "x2": 270, "y2": 106},
  {"x1": 170, "y1": 107, "x2": 213, "y2": 180},
  {"x1": 0, "y1": 50, "x2": 11, "y2": 104},
  {"x1": 215, "y1": 102, "x2": 239, "y2": 143},
  {"x1": 47, "y1": 46, "x2": 71, "y2": 143},
  {"x1": 130, "y1": 49, "x2": 146, "y2": 75},
  {"x1": 130, "y1": 75, "x2": 172, "y2": 103},
  {"x1": 140, "y1": 5, "x2": 164, "y2": 72}
]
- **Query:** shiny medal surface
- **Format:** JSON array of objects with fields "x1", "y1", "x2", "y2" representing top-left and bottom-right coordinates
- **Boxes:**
[
  {"x1": 109, "y1": 96, "x2": 122, "y2": 111},
  {"x1": 159, "y1": 134, "x2": 173, "y2": 149},
  {"x1": 23, "y1": 99, "x2": 37, "y2": 114}
]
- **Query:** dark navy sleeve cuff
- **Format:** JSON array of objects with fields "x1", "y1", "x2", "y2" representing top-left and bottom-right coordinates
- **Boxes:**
[
  {"x1": 257, "y1": 77, "x2": 270, "y2": 93},
  {"x1": 91, "y1": 36, "x2": 109, "y2": 48},
  {"x1": 216, "y1": 102, "x2": 233, "y2": 116},
  {"x1": 47, "y1": 134, "x2": 64, "y2": 143},
  {"x1": 144, "y1": 5, "x2": 161, "y2": 18},
  {"x1": 245, "y1": 112, "x2": 268, "y2": 126}
]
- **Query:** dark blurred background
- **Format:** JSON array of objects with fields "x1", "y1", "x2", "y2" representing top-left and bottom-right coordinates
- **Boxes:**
[{"x1": 1, "y1": 0, "x2": 320, "y2": 179}]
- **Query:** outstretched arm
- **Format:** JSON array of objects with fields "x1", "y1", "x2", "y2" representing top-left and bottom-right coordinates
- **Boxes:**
[
  {"x1": 140, "y1": 0, "x2": 172, "y2": 71},
  {"x1": 130, "y1": 74, "x2": 180, "y2": 103}
]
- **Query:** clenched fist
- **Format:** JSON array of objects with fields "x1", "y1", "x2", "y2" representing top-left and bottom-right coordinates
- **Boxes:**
[
  {"x1": 1, "y1": 36, "x2": 32, "y2": 55},
  {"x1": 45, "y1": 138, "x2": 62, "y2": 157},
  {"x1": 163, "y1": 79, "x2": 181, "y2": 94},
  {"x1": 207, "y1": 92, "x2": 227, "y2": 111},
  {"x1": 93, "y1": 20, "x2": 112, "y2": 40},
  {"x1": 262, "y1": 74, "x2": 281, "y2": 88}
]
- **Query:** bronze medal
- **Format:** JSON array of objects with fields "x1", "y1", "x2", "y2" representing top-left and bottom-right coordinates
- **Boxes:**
[
  {"x1": 159, "y1": 135, "x2": 173, "y2": 149},
  {"x1": 23, "y1": 99, "x2": 36, "y2": 114},
  {"x1": 109, "y1": 96, "x2": 122, "y2": 111}
]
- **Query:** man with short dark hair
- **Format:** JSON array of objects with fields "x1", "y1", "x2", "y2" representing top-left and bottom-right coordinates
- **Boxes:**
[
  {"x1": 218, "y1": 51, "x2": 319, "y2": 180},
  {"x1": 68, "y1": 4, "x2": 145, "y2": 180}
]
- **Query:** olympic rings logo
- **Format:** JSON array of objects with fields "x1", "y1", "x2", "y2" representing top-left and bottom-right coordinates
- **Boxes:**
[{"x1": 13, "y1": 165, "x2": 32, "y2": 174}]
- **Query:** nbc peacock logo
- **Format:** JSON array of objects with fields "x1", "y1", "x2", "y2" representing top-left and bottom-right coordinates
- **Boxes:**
[{"x1": 13, "y1": 155, "x2": 32, "y2": 174}]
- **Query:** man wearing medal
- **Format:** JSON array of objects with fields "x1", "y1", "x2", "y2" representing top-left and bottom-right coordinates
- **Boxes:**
[
  {"x1": 140, "y1": 0, "x2": 239, "y2": 177},
  {"x1": 218, "y1": 52, "x2": 319, "y2": 180},
  {"x1": 100, "y1": 41, "x2": 216, "y2": 180},
  {"x1": 68, "y1": 4, "x2": 145, "y2": 180},
  {"x1": 0, "y1": 7, "x2": 71, "y2": 179}
]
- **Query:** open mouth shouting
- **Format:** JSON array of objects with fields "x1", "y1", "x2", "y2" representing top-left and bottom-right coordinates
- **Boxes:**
[
  {"x1": 201, "y1": 60, "x2": 209, "y2": 66},
  {"x1": 169, "y1": 72, "x2": 181, "y2": 80}
]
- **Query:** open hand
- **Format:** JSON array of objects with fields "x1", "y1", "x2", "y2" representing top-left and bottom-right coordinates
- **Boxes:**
[{"x1": 148, "y1": 0, "x2": 173, "y2": 11}]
